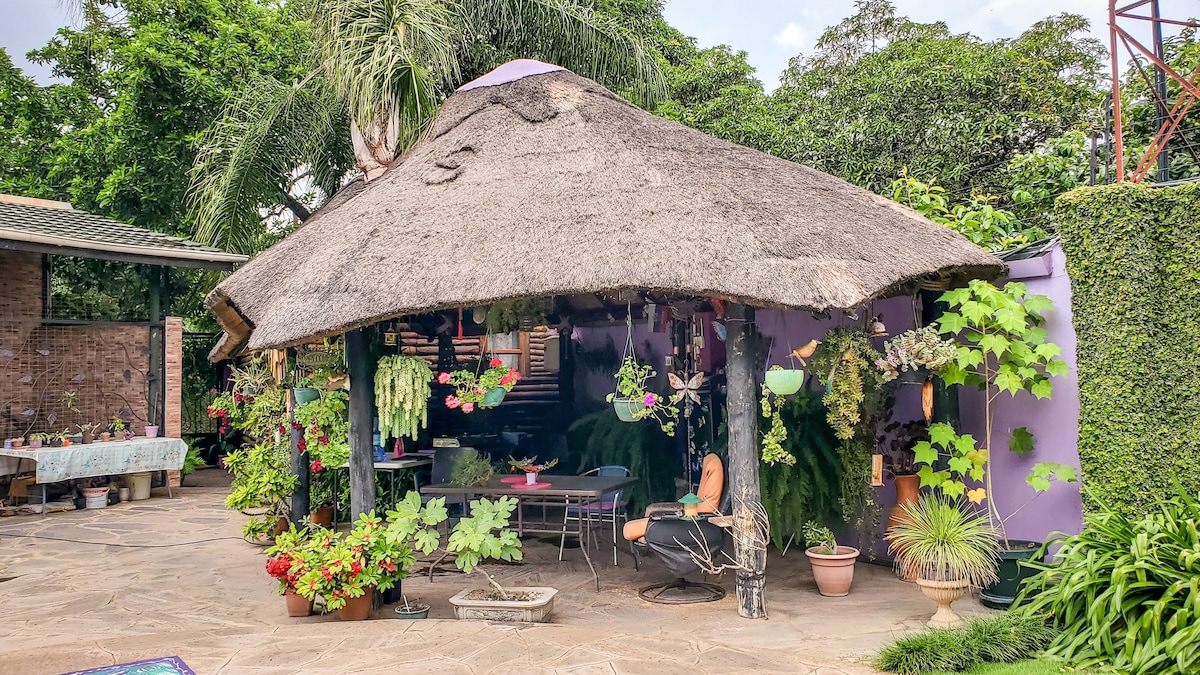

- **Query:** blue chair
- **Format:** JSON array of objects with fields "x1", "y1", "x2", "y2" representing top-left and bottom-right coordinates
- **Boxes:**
[{"x1": 559, "y1": 465, "x2": 631, "y2": 566}]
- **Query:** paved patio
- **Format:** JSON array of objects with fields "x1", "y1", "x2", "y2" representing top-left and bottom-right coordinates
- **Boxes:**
[{"x1": 0, "y1": 470, "x2": 994, "y2": 674}]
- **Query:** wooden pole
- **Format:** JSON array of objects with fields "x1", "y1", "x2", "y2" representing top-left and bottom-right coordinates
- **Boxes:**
[
  {"x1": 725, "y1": 303, "x2": 767, "y2": 619},
  {"x1": 289, "y1": 385, "x2": 310, "y2": 519},
  {"x1": 346, "y1": 328, "x2": 376, "y2": 519}
]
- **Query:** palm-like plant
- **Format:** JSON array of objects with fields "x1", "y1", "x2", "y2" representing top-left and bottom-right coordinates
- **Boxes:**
[
  {"x1": 188, "y1": 0, "x2": 665, "y2": 254},
  {"x1": 887, "y1": 494, "x2": 998, "y2": 586}
]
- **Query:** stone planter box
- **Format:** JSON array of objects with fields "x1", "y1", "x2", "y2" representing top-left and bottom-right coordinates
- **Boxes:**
[{"x1": 448, "y1": 586, "x2": 557, "y2": 622}]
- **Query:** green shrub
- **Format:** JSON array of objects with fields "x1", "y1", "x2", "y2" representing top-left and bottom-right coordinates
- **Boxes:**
[
  {"x1": 1017, "y1": 488, "x2": 1200, "y2": 674},
  {"x1": 875, "y1": 614, "x2": 1056, "y2": 674},
  {"x1": 1056, "y1": 182, "x2": 1200, "y2": 514}
]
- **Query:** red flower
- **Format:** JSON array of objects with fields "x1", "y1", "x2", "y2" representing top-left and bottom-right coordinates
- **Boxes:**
[
  {"x1": 234, "y1": 393, "x2": 243, "y2": 403},
  {"x1": 277, "y1": 424, "x2": 287, "y2": 435},
  {"x1": 311, "y1": 459, "x2": 323, "y2": 473},
  {"x1": 219, "y1": 425, "x2": 229, "y2": 434},
  {"x1": 246, "y1": 396, "x2": 255, "y2": 404},
  {"x1": 474, "y1": 387, "x2": 485, "y2": 396},
  {"x1": 380, "y1": 559, "x2": 396, "y2": 573},
  {"x1": 206, "y1": 406, "x2": 215, "y2": 417},
  {"x1": 210, "y1": 387, "x2": 218, "y2": 394},
  {"x1": 318, "y1": 435, "x2": 329, "y2": 445},
  {"x1": 351, "y1": 561, "x2": 363, "y2": 577},
  {"x1": 490, "y1": 358, "x2": 503, "y2": 368},
  {"x1": 499, "y1": 373, "x2": 514, "y2": 386},
  {"x1": 297, "y1": 438, "x2": 307, "y2": 452},
  {"x1": 321, "y1": 566, "x2": 333, "y2": 582},
  {"x1": 215, "y1": 408, "x2": 228, "y2": 418},
  {"x1": 291, "y1": 422, "x2": 303, "y2": 431}
]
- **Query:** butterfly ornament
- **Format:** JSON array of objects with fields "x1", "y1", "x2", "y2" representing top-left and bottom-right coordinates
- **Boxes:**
[{"x1": 668, "y1": 371, "x2": 705, "y2": 405}]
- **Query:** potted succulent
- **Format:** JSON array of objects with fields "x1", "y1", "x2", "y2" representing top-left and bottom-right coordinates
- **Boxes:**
[
  {"x1": 440, "y1": 358, "x2": 522, "y2": 413},
  {"x1": 803, "y1": 522, "x2": 860, "y2": 597},
  {"x1": 886, "y1": 494, "x2": 998, "y2": 628},
  {"x1": 265, "y1": 524, "x2": 317, "y2": 617},
  {"x1": 875, "y1": 325, "x2": 959, "y2": 384},
  {"x1": 507, "y1": 456, "x2": 558, "y2": 485},
  {"x1": 606, "y1": 355, "x2": 677, "y2": 435},
  {"x1": 446, "y1": 496, "x2": 556, "y2": 622}
]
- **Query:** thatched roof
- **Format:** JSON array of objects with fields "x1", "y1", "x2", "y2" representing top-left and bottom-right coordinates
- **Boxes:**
[{"x1": 207, "y1": 59, "x2": 1001, "y2": 358}]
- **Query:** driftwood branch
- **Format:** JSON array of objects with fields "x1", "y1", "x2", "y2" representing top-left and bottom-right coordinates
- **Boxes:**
[{"x1": 676, "y1": 498, "x2": 770, "y2": 577}]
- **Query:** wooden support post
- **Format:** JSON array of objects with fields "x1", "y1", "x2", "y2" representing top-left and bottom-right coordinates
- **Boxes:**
[
  {"x1": 346, "y1": 328, "x2": 376, "y2": 520},
  {"x1": 289, "y1": 386, "x2": 310, "y2": 520},
  {"x1": 725, "y1": 303, "x2": 767, "y2": 619}
]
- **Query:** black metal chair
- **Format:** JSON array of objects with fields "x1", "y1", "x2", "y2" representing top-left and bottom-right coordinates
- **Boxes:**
[{"x1": 635, "y1": 516, "x2": 728, "y2": 603}]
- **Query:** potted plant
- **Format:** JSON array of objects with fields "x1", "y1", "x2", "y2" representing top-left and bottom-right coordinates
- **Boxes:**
[
  {"x1": 877, "y1": 420, "x2": 929, "y2": 531},
  {"x1": 803, "y1": 522, "x2": 860, "y2": 596},
  {"x1": 446, "y1": 496, "x2": 556, "y2": 622},
  {"x1": 759, "y1": 384, "x2": 795, "y2": 466},
  {"x1": 886, "y1": 494, "x2": 998, "y2": 628},
  {"x1": 144, "y1": 424, "x2": 159, "y2": 438},
  {"x1": 110, "y1": 416, "x2": 126, "y2": 439},
  {"x1": 78, "y1": 422, "x2": 102, "y2": 445},
  {"x1": 265, "y1": 524, "x2": 317, "y2": 617},
  {"x1": 440, "y1": 358, "x2": 521, "y2": 413},
  {"x1": 10, "y1": 437, "x2": 23, "y2": 449},
  {"x1": 507, "y1": 456, "x2": 557, "y2": 485},
  {"x1": 875, "y1": 325, "x2": 959, "y2": 384},
  {"x1": 450, "y1": 449, "x2": 495, "y2": 487},
  {"x1": 605, "y1": 355, "x2": 677, "y2": 435},
  {"x1": 375, "y1": 354, "x2": 432, "y2": 440},
  {"x1": 765, "y1": 338, "x2": 818, "y2": 395},
  {"x1": 915, "y1": 281, "x2": 1076, "y2": 608},
  {"x1": 28, "y1": 433, "x2": 46, "y2": 449}
]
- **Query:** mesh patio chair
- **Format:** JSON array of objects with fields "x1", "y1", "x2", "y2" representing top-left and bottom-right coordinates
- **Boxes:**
[{"x1": 559, "y1": 465, "x2": 631, "y2": 566}]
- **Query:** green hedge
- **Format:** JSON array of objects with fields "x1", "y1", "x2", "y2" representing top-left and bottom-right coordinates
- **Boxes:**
[{"x1": 1056, "y1": 182, "x2": 1200, "y2": 514}]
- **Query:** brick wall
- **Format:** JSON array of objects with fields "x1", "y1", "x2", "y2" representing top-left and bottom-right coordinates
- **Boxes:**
[
  {"x1": 0, "y1": 250, "x2": 43, "y2": 320},
  {"x1": 164, "y1": 317, "x2": 182, "y2": 438}
]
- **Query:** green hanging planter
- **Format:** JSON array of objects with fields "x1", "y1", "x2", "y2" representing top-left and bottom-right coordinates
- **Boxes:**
[
  {"x1": 480, "y1": 387, "x2": 507, "y2": 408},
  {"x1": 293, "y1": 387, "x2": 320, "y2": 405},
  {"x1": 613, "y1": 398, "x2": 646, "y2": 422},
  {"x1": 764, "y1": 369, "x2": 805, "y2": 396}
]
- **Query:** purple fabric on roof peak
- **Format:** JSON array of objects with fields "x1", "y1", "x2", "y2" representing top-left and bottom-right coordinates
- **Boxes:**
[{"x1": 457, "y1": 59, "x2": 564, "y2": 91}]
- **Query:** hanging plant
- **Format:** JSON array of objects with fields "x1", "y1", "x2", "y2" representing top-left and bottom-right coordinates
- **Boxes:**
[
  {"x1": 606, "y1": 355, "x2": 678, "y2": 436},
  {"x1": 875, "y1": 325, "x2": 958, "y2": 383},
  {"x1": 484, "y1": 298, "x2": 547, "y2": 334},
  {"x1": 295, "y1": 390, "x2": 350, "y2": 472},
  {"x1": 374, "y1": 355, "x2": 433, "y2": 440},
  {"x1": 809, "y1": 329, "x2": 885, "y2": 442},
  {"x1": 439, "y1": 358, "x2": 521, "y2": 413},
  {"x1": 759, "y1": 384, "x2": 795, "y2": 465}
]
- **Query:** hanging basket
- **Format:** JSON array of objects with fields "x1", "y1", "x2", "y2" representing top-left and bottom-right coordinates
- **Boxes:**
[
  {"x1": 293, "y1": 387, "x2": 320, "y2": 405},
  {"x1": 480, "y1": 387, "x2": 507, "y2": 409},
  {"x1": 764, "y1": 369, "x2": 805, "y2": 396},
  {"x1": 613, "y1": 398, "x2": 646, "y2": 422}
]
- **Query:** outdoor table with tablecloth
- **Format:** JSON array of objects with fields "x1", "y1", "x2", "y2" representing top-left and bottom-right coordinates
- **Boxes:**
[{"x1": 422, "y1": 474, "x2": 636, "y2": 591}]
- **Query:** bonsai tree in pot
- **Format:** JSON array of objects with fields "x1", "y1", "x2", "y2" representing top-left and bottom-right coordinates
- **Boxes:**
[
  {"x1": 803, "y1": 522, "x2": 860, "y2": 597},
  {"x1": 444, "y1": 496, "x2": 558, "y2": 622},
  {"x1": 916, "y1": 280, "x2": 1076, "y2": 608},
  {"x1": 886, "y1": 494, "x2": 998, "y2": 628}
]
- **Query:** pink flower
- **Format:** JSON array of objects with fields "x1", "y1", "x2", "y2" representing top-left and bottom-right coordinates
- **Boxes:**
[
  {"x1": 475, "y1": 387, "x2": 485, "y2": 396},
  {"x1": 311, "y1": 459, "x2": 323, "y2": 473},
  {"x1": 643, "y1": 393, "x2": 657, "y2": 407},
  {"x1": 445, "y1": 395, "x2": 461, "y2": 410},
  {"x1": 437, "y1": 372, "x2": 451, "y2": 384},
  {"x1": 489, "y1": 358, "x2": 503, "y2": 368},
  {"x1": 462, "y1": 402, "x2": 475, "y2": 413},
  {"x1": 297, "y1": 439, "x2": 307, "y2": 452},
  {"x1": 500, "y1": 373, "x2": 514, "y2": 386}
]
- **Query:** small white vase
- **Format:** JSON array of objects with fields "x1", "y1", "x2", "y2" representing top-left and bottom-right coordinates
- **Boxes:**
[{"x1": 526, "y1": 472, "x2": 538, "y2": 485}]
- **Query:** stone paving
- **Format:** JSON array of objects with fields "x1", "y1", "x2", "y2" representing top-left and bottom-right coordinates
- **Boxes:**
[{"x1": 0, "y1": 471, "x2": 994, "y2": 674}]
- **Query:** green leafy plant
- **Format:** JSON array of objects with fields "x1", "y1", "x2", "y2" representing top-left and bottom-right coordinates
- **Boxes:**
[
  {"x1": 110, "y1": 416, "x2": 126, "y2": 435},
  {"x1": 295, "y1": 390, "x2": 350, "y2": 473},
  {"x1": 182, "y1": 445, "x2": 205, "y2": 476},
  {"x1": 445, "y1": 496, "x2": 524, "y2": 600},
  {"x1": 891, "y1": 171, "x2": 1050, "y2": 252},
  {"x1": 876, "y1": 325, "x2": 959, "y2": 382},
  {"x1": 264, "y1": 524, "x2": 313, "y2": 595},
  {"x1": 915, "y1": 281, "x2": 1075, "y2": 545},
  {"x1": 374, "y1": 354, "x2": 432, "y2": 439},
  {"x1": 803, "y1": 521, "x2": 837, "y2": 555},
  {"x1": 224, "y1": 438, "x2": 297, "y2": 540},
  {"x1": 1017, "y1": 488, "x2": 1200, "y2": 674},
  {"x1": 441, "y1": 358, "x2": 521, "y2": 413},
  {"x1": 874, "y1": 614, "x2": 1057, "y2": 675},
  {"x1": 451, "y1": 449, "x2": 495, "y2": 487},
  {"x1": 885, "y1": 494, "x2": 998, "y2": 586},
  {"x1": 484, "y1": 298, "x2": 547, "y2": 334},
  {"x1": 759, "y1": 382, "x2": 794, "y2": 465},
  {"x1": 809, "y1": 329, "x2": 884, "y2": 442},
  {"x1": 507, "y1": 456, "x2": 558, "y2": 473},
  {"x1": 606, "y1": 355, "x2": 678, "y2": 436}
]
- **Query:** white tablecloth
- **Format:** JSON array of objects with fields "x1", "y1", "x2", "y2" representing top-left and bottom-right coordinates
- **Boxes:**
[{"x1": 0, "y1": 437, "x2": 187, "y2": 483}]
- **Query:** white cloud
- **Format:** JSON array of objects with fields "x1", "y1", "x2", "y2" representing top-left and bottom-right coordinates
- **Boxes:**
[{"x1": 772, "y1": 22, "x2": 808, "y2": 51}]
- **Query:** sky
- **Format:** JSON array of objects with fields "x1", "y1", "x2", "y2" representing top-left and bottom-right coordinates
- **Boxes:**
[{"x1": 0, "y1": 1, "x2": 1188, "y2": 90}]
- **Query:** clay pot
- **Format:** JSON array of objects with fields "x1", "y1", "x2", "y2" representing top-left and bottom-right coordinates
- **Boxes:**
[
  {"x1": 285, "y1": 591, "x2": 314, "y2": 617},
  {"x1": 270, "y1": 516, "x2": 290, "y2": 537},
  {"x1": 806, "y1": 546, "x2": 860, "y2": 597},
  {"x1": 310, "y1": 506, "x2": 334, "y2": 528},
  {"x1": 915, "y1": 578, "x2": 968, "y2": 628},
  {"x1": 887, "y1": 474, "x2": 922, "y2": 581},
  {"x1": 100, "y1": 432, "x2": 111, "y2": 442},
  {"x1": 82, "y1": 431, "x2": 94, "y2": 444},
  {"x1": 338, "y1": 588, "x2": 374, "y2": 621}
]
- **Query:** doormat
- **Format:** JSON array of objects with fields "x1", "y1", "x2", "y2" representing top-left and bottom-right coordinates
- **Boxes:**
[{"x1": 61, "y1": 656, "x2": 195, "y2": 675}]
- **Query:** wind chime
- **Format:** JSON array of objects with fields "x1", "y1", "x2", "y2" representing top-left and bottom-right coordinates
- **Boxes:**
[{"x1": 668, "y1": 300, "x2": 710, "y2": 488}]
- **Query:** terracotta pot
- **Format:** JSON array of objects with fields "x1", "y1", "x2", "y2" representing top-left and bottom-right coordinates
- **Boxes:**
[
  {"x1": 271, "y1": 516, "x2": 290, "y2": 537},
  {"x1": 285, "y1": 591, "x2": 314, "y2": 617},
  {"x1": 100, "y1": 433, "x2": 111, "y2": 442},
  {"x1": 337, "y1": 588, "x2": 374, "y2": 621},
  {"x1": 915, "y1": 578, "x2": 968, "y2": 629},
  {"x1": 310, "y1": 506, "x2": 334, "y2": 528},
  {"x1": 805, "y1": 546, "x2": 860, "y2": 597},
  {"x1": 887, "y1": 474, "x2": 922, "y2": 581}
]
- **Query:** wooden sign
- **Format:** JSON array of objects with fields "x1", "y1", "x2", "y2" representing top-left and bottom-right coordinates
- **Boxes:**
[{"x1": 871, "y1": 454, "x2": 884, "y2": 487}]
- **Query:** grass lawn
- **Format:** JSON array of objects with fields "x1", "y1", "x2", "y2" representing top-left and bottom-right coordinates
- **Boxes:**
[{"x1": 930, "y1": 661, "x2": 1085, "y2": 675}]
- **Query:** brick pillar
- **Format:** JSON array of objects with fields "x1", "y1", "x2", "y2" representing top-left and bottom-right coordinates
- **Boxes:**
[{"x1": 164, "y1": 316, "x2": 184, "y2": 487}]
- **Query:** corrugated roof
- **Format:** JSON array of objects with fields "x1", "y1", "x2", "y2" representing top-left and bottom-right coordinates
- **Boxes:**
[{"x1": 0, "y1": 198, "x2": 248, "y2": 269}]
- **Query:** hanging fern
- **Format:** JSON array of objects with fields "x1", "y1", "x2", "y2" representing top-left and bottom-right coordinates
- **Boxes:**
[
  {"x1": 567, "y1": 407, "x2": 679, "y2": 516},
  {"x1": 374, "y1": 355, "x2": 433, "y2": 440}
]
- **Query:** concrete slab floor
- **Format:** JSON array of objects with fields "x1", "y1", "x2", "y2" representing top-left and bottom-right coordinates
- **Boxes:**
[{"x1": 0, "y1": 477, "x2": 997, "y2": 675}]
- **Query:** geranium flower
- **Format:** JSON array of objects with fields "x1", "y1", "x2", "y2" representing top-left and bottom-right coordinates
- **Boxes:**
[
  {"x1": 318, "y1": 435, "x2": 329, "y2": 445},
  {"x1": 297, "y1": 438, "x2": 307, "y2": 452},
  {"x1": 643, "y1": 393, "x2": 657, "y2": 407},
  {"x1": 246, "y1": 396, "x2": 255, "y2": 404},
  {"x1": 292, "y1": 422, "x2": 303, "y2": 431},
  {"x1": 206, "y1": 406, "x2": 214, "y2": 417},
  {"x1": 474, "y1": 387, "x2": 485, "y2": 396},
  {"x1": 437, "y1": 372, "x2": 451, "y2": 384},
  {"x1": 445, "y1": 395, "x2": 461, "y2": 409},
  {"x1": 310, "y1": 459, "x2": 323, "y2": 473},
  {"x1": 499, "y1": 373, "x2": 514, "y2": 386},
  {"x1": 219, "y1": 425, "x2": 229, "y2": 434},
  {"x1": 234, "y1": 393, "x2": 243, "y2": 403},
  {"x1": 215, "y1": 409, "x2": 228, "y2": 418},
  {"x1": 462, "y1": 402, "x2": 475, "y2": 413},
  {"x1": 490, "y1": 358, "x2": 503, "y2": 368}
]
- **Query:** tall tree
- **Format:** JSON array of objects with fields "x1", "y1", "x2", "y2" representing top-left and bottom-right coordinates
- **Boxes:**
[{"x1": 188, "y1": 0, "x2": 666, "y2": 254}]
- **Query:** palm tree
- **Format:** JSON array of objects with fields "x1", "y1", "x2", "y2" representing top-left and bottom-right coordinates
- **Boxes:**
[{"x1": 188, "y1": 0, "x2": 665, "y2": 254}]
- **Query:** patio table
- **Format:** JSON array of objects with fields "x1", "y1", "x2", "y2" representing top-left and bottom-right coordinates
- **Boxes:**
[
  {"x1": 0, "y1": 437, "x2": 188, "y2": 515},
  {"x1": 421, "y1": 474, "x2": 636, "y2": 591},
  {"x1": 332, "y1": 457, "x2": 432, "y2": 527}
]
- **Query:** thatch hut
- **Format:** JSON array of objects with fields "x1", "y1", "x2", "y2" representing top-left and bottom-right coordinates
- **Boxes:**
[{"x1": 206, "y1": 59, "x2": 1001, "y2": 617}]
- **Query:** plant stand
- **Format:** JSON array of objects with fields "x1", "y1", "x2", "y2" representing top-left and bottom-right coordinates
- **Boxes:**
[{"x1": 915, "y1": 578, "x2": 967, "y2": 628}]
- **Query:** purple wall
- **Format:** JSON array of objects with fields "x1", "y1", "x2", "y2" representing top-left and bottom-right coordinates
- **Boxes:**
[{"x1": 958, "y1": 244, "x2": 1084, "y2": 542}]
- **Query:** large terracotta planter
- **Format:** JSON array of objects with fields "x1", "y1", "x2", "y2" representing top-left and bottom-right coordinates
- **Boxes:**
[
  {"x1": 285, "y1": 591, "x2": 313, "y2": 617},
  {"x1": 338, "y1": 588, "x2": 374, "y2": 621},
  {"x1": 915, "y1": 578, "x2": 968, "y2": 628},
  {"x1": 805, "y1": 546, "x2": 860, "y2": 597},
  {"x1": 887, "y1": 475, "x2": 922, "y2": 581}
]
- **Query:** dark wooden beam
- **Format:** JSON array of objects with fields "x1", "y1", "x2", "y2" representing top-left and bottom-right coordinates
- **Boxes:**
[
  {"x1": 726, "y1": 302, "x2": 767, "y2": 619},
  {"x1": 289, "y1": 385, "x2": 310, "y2": 520},
  {"x1": 346, "y1": 328, "x2": 376, "y2": 519}
]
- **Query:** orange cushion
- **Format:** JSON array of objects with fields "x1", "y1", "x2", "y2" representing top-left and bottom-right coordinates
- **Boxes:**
[{"x1": 697, "y1": 454, "x2": 723, "y2": 514}]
